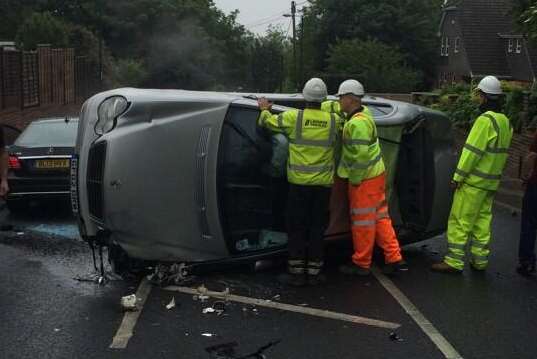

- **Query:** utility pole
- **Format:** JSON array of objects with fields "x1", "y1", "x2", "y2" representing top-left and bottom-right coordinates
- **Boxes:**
[
  {"x1": 291, "y1": 1, "x2": 297, "y2": 91},
  {"x1": 284, "y1": 1, "x2": 297, "y2": 91},
  {"x1": 300, "y1": 13, "x2": 304, "y2": 87}
]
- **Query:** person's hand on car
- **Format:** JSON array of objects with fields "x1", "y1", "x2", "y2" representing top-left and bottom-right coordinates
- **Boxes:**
[
  {"x1": 258, "y1": 98, "x2": 273, "y2": 112},
  {"x1": 450, "y1": 180, "x2": 461, "y2": 190}
]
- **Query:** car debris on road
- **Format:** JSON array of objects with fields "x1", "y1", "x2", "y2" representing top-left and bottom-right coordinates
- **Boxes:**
[
  {"x1": 165, "y1": 297, "x2": 176, "y2": 310},
  {"x1": 120, "y1": 294, "x2": 139, "y2": 311}
]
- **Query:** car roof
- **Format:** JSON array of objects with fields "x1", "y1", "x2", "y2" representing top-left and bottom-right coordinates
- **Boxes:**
[
  {"x1": 91, "y1": 88, "x2": 446, "y2": 126},
  {"x1": 98, "y1": 87, "x2": 241, "y2": 104},
  {"x1": 229, "y1": 92, "x2": 446, "y2": 126}
]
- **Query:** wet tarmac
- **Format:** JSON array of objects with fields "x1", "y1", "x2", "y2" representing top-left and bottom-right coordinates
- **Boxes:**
[{"x1": 0, "y1": 202, "x2": 536, "y2": 359}]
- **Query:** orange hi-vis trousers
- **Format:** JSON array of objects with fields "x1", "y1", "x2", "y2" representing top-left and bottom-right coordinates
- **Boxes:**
[{"x1": 349, "y1": 174, "x2": 403, "y2": 268}]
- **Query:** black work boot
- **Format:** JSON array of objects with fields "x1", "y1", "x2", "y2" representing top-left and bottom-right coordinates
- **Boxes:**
[
  {"x1": 339, "y1": 263, "x2": 371, "y2": 276},
  {"x1": 278, "y1": 273, "x2": 307, "y2": 287},
  {"x1": 430, "y1": 262, "x2": 462, "y2": 274},
  {"x1": 306, "y1": 260, "x2": 325, "y2": 285},
  {"x1": 279, "y1": 259, "x2": 307, "y2": 286},
  {"x1": 382, "y1": 260, "x2": 409, "y2": 275},
  {"x1": 307, "y1": 273, "x2": 327, "y2": 286}
]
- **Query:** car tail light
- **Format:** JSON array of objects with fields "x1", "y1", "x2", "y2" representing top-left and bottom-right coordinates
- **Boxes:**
[{"x1": 8, "y1": 155, "x2": 21, "y2": 170}]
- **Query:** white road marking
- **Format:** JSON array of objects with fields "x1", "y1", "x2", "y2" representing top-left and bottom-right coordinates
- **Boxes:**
[
  {"x1": 165, "y1": 285, "x2": 401, "y2": 330},
  {"x1": 109, "y1": 278, "x2": 152, "y2": 349},
  {"x1": 371, "y1": 268, "x2": 463, "y2": 359}
]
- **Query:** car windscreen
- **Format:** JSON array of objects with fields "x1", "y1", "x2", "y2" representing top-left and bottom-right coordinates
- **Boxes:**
[{"x1": 15, "y1": 120, "x2": 79, "y2": 147}]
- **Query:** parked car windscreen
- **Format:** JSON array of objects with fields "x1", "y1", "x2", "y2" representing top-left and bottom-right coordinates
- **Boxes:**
[{"x1": 15, "y1": 119, "x2": 79, "y2": 147}]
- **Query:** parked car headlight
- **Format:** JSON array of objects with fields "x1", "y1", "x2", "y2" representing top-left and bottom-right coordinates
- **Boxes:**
[{"x1": 95, "y1": 96, "x2": 129, "y2": 135}]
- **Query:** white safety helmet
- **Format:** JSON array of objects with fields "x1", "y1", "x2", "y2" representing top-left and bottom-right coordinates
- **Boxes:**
[
  {"x1": 302, "y1": 77, "x2": 328, "y2": 102},
  {"x1": 337, "y1": 79, "x2": 365, "y2": 97},
  {"x1": 477, "y1": 75, "x2": 503, "y2": 96}
]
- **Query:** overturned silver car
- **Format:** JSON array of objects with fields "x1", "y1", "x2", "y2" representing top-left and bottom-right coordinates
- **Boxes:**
[{"x1": 72, "y1": 89, "x2": 457, "y2": 271}]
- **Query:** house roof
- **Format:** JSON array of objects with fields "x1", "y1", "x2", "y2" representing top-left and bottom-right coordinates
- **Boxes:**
[
  {"x1": 442, "y1": 0, "x2": 518, "y2": 78},
  {"x1": 459, "y1": 0, "x2": 514, "y2": 77}
]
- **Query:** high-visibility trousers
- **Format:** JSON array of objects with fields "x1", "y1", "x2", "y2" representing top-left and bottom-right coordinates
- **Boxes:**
[
  {"x1": 444, "y1": 184, "x2": 495, "y2": 270},
  {"x1": 349, "y1": 174, "x2": 402, "y2": 268}
]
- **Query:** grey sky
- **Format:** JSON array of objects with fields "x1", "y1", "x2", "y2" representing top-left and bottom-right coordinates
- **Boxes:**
[{"x1": 213, "y1": 0, "x2": 306, "y2": 35}]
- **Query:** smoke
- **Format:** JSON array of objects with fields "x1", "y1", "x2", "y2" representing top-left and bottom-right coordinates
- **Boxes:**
[{"x1": 146, "y1": 18, "x2": 226, "y2": 90}]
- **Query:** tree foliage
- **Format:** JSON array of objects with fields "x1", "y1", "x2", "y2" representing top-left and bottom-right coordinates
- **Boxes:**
[
  {"x1": 250, "y1": 27, "x2": 289, "y2": 92},
  {"x1": 300, "y1": 0, "x2": 443, "y2": 91},
  {"x1": 326, "y1": 38, "x2": 421, "y2": 93},
  {"x1": 513, "y1": 0, "x2": 537, "y2": 41},
  {"x1": 15, "y1": 11, "x2": 70, "y2": 50},
  {"x1": 1, "y1": 0, "x2": 445, "y2": 92}
]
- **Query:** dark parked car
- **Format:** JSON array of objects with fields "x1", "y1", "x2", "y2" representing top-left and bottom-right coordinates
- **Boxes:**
[{"x1": 7, "y1": 117, "x2": 78, "y2": 212}]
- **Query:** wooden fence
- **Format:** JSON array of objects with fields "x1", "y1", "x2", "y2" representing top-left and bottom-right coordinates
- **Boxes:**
[{"x1": 0, "y1": 44, "x2": 99, "y2": 111}]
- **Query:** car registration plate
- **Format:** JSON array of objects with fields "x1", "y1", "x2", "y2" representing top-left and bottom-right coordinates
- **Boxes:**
[
  {"x1": 35, "y1": 159, "x2": 70, "y2": 169},
  {"x1": 70, "y1": 155, "x2": 79, "y2": 213}
]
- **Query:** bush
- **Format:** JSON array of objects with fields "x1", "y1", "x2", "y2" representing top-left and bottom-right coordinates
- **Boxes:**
[
  {"x1": 430, "y1": 81, "x2": 534, "y2": 131},
  {"x1": 111, "y1": 59, "x2": 148, "y2": 87},
  {"x1": 504, "y1": 88, "x2": 525, "y2": 132},
  {"x1": 429, "y1": 85, "x2": 478, "y2": 129}
]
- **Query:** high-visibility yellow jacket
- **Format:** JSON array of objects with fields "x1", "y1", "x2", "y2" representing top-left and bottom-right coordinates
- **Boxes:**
[
  {"x1": 453, "y1": 111, "x2": 513, "y2": 191},
  {"x1": 321, "y1": 100, "x2": 374, "y2": 121},
  {"x1": 337, "y1": 108, "x2": 385, "y2": 185},
  {"x1": 321, "y1": 100, "x2": 345, "y2": 118},
  {"x1": 258, "y1": 108, "x2": 344, "y2": 186}
]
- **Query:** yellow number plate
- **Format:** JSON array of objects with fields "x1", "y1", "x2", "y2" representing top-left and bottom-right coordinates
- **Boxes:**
[{"x1": 35, "y1": 159, "x2": 70, "y2": 169}]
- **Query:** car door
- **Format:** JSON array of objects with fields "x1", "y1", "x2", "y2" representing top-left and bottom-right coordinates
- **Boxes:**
[{"x1": 218, "y1": 105, "x2": 289, "y2": 255}]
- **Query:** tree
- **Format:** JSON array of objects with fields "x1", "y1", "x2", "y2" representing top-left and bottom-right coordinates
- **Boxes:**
[
  {"x1": 300, "y1": 0, "x2": 443, "y2": 90},
  {"x1": 15, "y1": 12, "x2": 70, "y2": 50},
  {"x1": 250, "y1": 27, "x2": 289, "y2": 92},
  {"x1": 513, "y1": 0, "x2": 537, "y2": 41},
  {"x1": 326, "y1": 38, "x2": 421, "y2": 93}
]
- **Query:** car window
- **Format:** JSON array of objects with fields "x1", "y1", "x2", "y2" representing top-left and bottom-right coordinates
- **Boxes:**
[
  {"x1": 367, "y1": 104, "x2": 394, "y2": 117},
  {"x1": 15, "y1": 120, "x2": 79, "y2": 147},
  {"x1": 218, "y1": 106, "x2": 288, "y2": 254},
  {"x1": 219, "y1": 107, "x2": 272, "y2": 182}
]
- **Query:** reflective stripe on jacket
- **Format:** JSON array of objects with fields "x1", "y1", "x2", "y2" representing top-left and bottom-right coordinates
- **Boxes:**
[
  {"x1": 258, "y1": 108, "x2": 344, "y2": 186},
  {"x1": 453, "y1": 111, "x2": 513, "y2": 191},
  {"x1": 337, "y1": 109, "x2": 385, "y2": 185}
]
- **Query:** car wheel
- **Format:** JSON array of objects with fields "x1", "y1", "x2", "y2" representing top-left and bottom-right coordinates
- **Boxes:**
[{"x1": 6, "y1": 199, "x2": 28, "y2": 213}]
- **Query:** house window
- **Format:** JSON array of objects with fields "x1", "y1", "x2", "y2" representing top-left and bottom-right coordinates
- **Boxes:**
[
  {"x1": 440, "y1": 36, "x2": 450, "y2": 56},
  {"x1": 454, "y1": 37, "x2": 460, "y2": 53},
  {"x1": 508, "y1": 39, "x2": 514, "y2": 53},
  {"x1": 516, "y1": 39, "x2": 522, "y2": 53}
]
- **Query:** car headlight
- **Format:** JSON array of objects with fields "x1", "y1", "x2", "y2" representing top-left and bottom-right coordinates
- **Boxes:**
[{"x1": 95, "y1": 96, "x2": 129, "y2": 135}]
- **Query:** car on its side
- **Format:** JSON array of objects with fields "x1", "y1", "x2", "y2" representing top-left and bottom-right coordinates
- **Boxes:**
[
  {"x1": 7, "y1": 117, "x2": 78, "y2": 212},
  {"x1": 72, "y1": 89, "x2": 457, "y2": 273}
]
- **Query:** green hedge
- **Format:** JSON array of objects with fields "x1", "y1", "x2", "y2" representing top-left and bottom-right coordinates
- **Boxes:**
[{"x1": 419, "y1": 81, "x2": 536, "y2": 132}]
